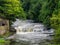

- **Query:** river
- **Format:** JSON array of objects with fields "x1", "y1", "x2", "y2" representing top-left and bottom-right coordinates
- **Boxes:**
[
  {"x1": 10, "y1": 34, "x2": 52, "y2": 45},
  {"x1": 9, "y1": 19, "x2": 54, "y2": 45}
]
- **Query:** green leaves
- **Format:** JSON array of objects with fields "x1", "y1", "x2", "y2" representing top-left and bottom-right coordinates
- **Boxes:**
[
  {"x1": 0, "y1": 0, "x2": 26, "y2": 20},
  {"x1": 21, "y1": 0, "x2": 57, "y2": 29},
  {"x1": 50, "y1": 0, "x2": 60, "y2": 44}
]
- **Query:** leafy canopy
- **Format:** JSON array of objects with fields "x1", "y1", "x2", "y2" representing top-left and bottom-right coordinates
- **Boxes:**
[{"x1": 0, "y1": 0, "x2": 26, "y2": 20}]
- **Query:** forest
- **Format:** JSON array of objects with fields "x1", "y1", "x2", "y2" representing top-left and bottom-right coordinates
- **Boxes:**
[{"x1": 0, "y1": 0, "x2": 59, "y2": 45}]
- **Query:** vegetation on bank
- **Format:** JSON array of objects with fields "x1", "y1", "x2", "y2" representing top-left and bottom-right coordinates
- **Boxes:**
[
  {"x1": 0, "y1": 0, "x2": 59, "y2": 45},
  {"x1": 0, "y1": 38, "x2": 10, "y2": 45}
]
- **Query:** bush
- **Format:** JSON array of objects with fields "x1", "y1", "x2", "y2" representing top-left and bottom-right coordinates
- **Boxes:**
[{"x1": 0, "y1": 38, "x2": 10, "y2": 45}]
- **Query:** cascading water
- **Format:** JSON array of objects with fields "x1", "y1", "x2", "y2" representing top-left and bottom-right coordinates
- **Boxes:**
[{"x1": 11, "y1": 19, "x2": 54, "y2": 45}]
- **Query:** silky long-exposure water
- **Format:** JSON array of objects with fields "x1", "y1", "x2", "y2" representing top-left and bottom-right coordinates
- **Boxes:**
[
  {"x1": 10, "y1": 19, "x2": 54, "y2": 45},
  {"x1": 10, "y1": 33, "x2": 52, "y2": 45}
]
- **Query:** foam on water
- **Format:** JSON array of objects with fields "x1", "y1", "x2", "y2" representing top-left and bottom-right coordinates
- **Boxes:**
[{"x1": 11, "y1": 19, "x2": 54, "y2": 45}]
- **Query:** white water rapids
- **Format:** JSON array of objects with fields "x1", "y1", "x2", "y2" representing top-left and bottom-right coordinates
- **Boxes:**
[
  {"x1": 13, "y1": 33, "x2": 52, "y2": 45},
  {"x1": 11, "y1": 19, "x2": 54, "y2": 45}
]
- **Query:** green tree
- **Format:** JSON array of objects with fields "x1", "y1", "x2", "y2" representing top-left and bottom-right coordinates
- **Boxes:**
[
  {"x1": 0, "y1": 0, "x2": 26, "y2": 21},
  {"x1": 21, "y1": 0, "x2": 42, "y2": 21},
  {"x1": 50, "y1": 0, "x2": 60, "y2": 45},
  {"x1": 38, "y1": 0, "x2": 57, "y2": 29},
  {"x1": 21, "y1": 0, "x2": 57, "y2": 28},
  {"x1": 50, "y1": 11, "x2": 60, "y2": 45}
]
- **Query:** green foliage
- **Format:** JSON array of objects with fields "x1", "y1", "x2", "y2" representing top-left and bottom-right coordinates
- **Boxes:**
[
  {"x1": 0, "y1": 38, "x2": 10, "y2": 45},
  {"x1": 21, "y1": 0, "x2": 57, "y2": 28},
  {"x1": 50, "y1": 12, "x2": 60, "y2": 44},
  {"x1": 50, "y1": 0, "x2": 60, "y2": 44},
  {"x1": 0, "y1": 0, "x2": 26, "y2": 21},
  {"x1": 0, "y1": 38, "x2": 6, "y2": 43},
  {"x1": 38, "y1": 0, "x2": 57, "y2": 28},
  {"x1": 20, "y1": 0, "x2": 41, "y2": 20}
]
